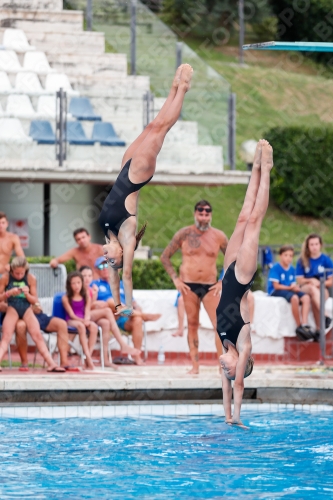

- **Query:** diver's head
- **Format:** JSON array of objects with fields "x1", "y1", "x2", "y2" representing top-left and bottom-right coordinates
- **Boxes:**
[
  {"x1": 219, "y1": 350, "x2": 254, "y2": 380},
  {"x1": 102, "y1": 235, "x2": 123, "y2": 270}
]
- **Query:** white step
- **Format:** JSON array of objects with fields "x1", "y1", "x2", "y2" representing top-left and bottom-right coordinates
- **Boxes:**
[
  {"x1": 10, "y1": 29, "x2": 106, "y2": 55},
  {"x1": 0, "y1": 142, "x2": 223, "y2": 173},
  {"x1": 46, "y1": 52, "x2": 127, "y2": 77},
  {"x1": 0, "y1": 0, "x2": 63, "y2": 9},
  {"x1": 0, "y1": 9, "x2": 83, "y2": 27},
  {"x1": 70, "y1": 74, "x2": 150, "y2": 93}
]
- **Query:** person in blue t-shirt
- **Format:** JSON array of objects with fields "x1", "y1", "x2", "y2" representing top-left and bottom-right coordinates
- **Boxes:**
[
  {"x1": 90, "y1": 257, "x2": 160, "y2": 363},
  {"x1": 296, "y1": 233, "x2": 333, "y2": 335},
  {"x1": 268, "y1": 245, "x2": 313, "y2": 340}
]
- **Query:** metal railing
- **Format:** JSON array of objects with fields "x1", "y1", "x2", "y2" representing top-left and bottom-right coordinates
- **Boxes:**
[{"x1": 319, "y1": 269, "x2": 333, "y2": 363}]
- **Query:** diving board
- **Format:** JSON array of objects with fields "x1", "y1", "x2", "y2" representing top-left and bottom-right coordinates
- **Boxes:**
[{"x1": 243, "y1": 41, "x2": 333, "y2": 52}]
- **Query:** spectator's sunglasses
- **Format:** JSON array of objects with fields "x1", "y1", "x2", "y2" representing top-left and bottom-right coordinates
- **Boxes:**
[
  {"x1": 196, "y1": 207, "x2": 212, "y2": 213},
  {"x1": 97, "y1": 263, "x2": 109, "y2": 270}
]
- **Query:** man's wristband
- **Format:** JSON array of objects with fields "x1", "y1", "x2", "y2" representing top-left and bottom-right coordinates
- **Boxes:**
[{"x1": 115, "y1": 304, "x2": 121, "y2": 309}]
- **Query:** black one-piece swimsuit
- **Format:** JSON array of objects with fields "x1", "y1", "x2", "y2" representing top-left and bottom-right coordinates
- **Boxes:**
[
  {"x1": 99, "y1": 159, "x2": 152, "y2": 237},
  {"x1": 216, "y1": 261, "x2": 256, "y2": 349}
]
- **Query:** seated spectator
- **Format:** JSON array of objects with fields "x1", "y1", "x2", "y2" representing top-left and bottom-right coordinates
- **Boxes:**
[
  {"x1": 15, "y1": 302, "x2": 79, "y2": 372},
  {"x1": 50, "y1": 228, "x2": 104, "y2": 279},
  {"x1": 0, "y1": 257, "x2": 65, "y2": 372},
  {"x1": 62, "y1": 271, "x2": 98, "y2": 370},
  {"x1": 268, "y1": 245, "x2": 313, "y2": 340},
  {"x1": 90, "y1": 257, "x2": 161, "y2": 364},
  {"x1": 296, "y1": 233, "x2": 333, "y2": 335},
  {"x1": 79, "y1": 265, "x2": 142, "y2": 366}
]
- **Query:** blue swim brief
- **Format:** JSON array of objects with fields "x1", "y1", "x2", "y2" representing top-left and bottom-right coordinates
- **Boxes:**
[{"x1": 116, "y1": 315, "x2": 128, "y2": 331}]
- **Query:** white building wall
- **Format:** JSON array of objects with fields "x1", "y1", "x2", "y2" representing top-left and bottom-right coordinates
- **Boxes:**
[
  {"x1": 0, "y1": 181, "x2": 44, "y2": 256},
  {"x1": 50, "y1": 183, "x2": 107, "y2": 256}
]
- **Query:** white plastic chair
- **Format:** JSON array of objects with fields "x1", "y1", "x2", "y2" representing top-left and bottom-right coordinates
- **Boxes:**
[
  {"x1": 0, "y1": 71, "x2": 13, "y2": 93},
  {"x1": 37, "y1": 95, "x2": 72, "y2": 120},
  {"x1": 2, "y1": 29, "x2": 36, "y2": 52},
  {"x1": 0, "y1": 118, "x2": 32, "y2": 142},
  {"x1": 23, "y1": 51, "x2": 54, "y2": 75},
  {"x1": 15, "y1": 72, "x2": 44, "y2": 94},
  {"x1": 0, "y1": 50, "x2": 22, "y2": 73},
  {"x1": 6, "y1": 94, "x2": 36, "y2": 118},
  {"x1": 37, "y1": 95, "x2": 57, "y2": 119},
  {"x1": 45, "y1": 73, "x2": 78, "y2": 95}
]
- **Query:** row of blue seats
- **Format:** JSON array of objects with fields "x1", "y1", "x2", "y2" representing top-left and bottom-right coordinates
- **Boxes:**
[{"x1": 30, "y1": 120, "x2": 126, "y2": 146}]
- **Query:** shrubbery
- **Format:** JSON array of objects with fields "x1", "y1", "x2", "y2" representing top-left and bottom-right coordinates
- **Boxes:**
[
  {"x1": 265, "y1": 125, "x2": 333, "y2": 218},
  {"x1": 272, "y1": 0, "x2": 333, "y2": 66},
  {"x1": 26, "y1": 257, "x2": 264, "y2": 291}
]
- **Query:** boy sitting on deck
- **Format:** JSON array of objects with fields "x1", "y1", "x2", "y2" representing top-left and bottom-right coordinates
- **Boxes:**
[{"x1": 268, "y1": 245, "x2": 316, "y2": 341}]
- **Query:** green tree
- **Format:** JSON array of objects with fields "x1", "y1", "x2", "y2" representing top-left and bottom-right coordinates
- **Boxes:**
[
  {"x1": 161, "y1": 0, "x2": 272, "y2": 40},
  {"x1": 271, "y1": 0, "x2": 333, "y2": 65}
]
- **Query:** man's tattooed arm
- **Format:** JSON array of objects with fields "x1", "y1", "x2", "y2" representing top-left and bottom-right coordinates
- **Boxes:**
[
  {"x1": 160, "y1": 228, "x2": 187, "y2": 279},
  {"x1": 220, "y1": 232, "x2": 229, "y2": 255}
]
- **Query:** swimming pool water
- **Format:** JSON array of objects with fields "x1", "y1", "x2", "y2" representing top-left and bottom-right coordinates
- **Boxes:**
[{"x1": 0, "y1": 410, "x2": 332, "y2": 499}]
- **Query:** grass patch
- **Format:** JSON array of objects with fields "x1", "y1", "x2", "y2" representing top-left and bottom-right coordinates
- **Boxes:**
[
  {"x1": 0, "y1": 361, "x2": 42, "y2": 368},
  {"x1": 138, "y1": 185, "x2": 333, "y2": 250}
]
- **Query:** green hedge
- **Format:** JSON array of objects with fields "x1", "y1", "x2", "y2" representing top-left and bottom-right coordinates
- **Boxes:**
[
  {"x1": 26, "y1": 257, "x2": 76, "y2": 275},
  {"x1": 265, "y1": 126, "x2": 333, "y2": 218},
  {"x1": 26, "y1": 256, "x2": 264, "y2": 291}
]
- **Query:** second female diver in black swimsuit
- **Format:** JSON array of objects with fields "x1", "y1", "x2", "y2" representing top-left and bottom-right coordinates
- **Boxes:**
[
  {"x1": 217, "y1": 139, "x2": 273, "y2": 428},
  {"x1": 100, "y1": 64, "x2": 193, "y2": 317}
]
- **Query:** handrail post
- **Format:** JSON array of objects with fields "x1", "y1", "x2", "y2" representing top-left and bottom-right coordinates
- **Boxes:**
[{"x1": 319, "y1": 275, "x2": 326, "y2": 363}]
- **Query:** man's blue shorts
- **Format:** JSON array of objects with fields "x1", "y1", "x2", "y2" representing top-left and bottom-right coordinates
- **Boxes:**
[
  {"x1": 271, "y1": 290, "x2": 305, "y2": 302},
  {"x1": 116, "y1": 316, "x2": 128, "y2": 331},
  {"x1": 35, "y1": 313, "x2": 52, "y2": 331}
]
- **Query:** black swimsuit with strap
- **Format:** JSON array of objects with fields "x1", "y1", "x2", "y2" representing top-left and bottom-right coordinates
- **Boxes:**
[
  {"x1": 216, "y1": 261, "x2": 255, "y2": 349},
  {"x1": 99, "y1": 158, "x2": 152, "y2": 237},
  {"x1": 6, "y1": 272, "x2": 31, "y2": 319}
]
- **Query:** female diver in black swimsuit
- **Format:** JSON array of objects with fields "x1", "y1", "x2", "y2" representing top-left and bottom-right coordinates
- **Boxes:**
[
  {"x1": 216, "y1": 139, "x2": 273, "y2": 428},
  {"x1": 100, "y1": 64, "x2": 193, "y2": 317}
]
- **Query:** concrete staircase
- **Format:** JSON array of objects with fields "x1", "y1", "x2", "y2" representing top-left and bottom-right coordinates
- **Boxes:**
[{"x1": 0, "y1": 2, "x2": 226, "y2": 179}]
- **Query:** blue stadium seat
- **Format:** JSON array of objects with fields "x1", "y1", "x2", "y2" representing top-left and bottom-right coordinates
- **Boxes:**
[
  {"x1": 66, "y1": 121, "x2": 95, "y2": 145},
  {"x1": 30, "y1": 120, "x2": 56, "y2": 144},
  {"x1": 69, "y1": 97, "x2": 101, "y2": 121},
  {"x1": 92, "y1": 122, "x2": 126, "y2": 146}
]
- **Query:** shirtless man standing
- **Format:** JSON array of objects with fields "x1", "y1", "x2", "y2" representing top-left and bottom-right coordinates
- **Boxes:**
[
  {"x1": 161, "y1": 200, "x2": 228, "y2": 374},
  {"x1": 0, "y1": 211, "x2": 25, "y2": 314},
  {"x1": 50, "y1": 228, "x2": 104, "y2": 279}
]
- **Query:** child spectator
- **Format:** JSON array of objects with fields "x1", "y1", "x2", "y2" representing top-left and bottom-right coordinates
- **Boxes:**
[
  {"x1": 268, "y1": 245, "x2": 314, "y2": 341},
  {"x1": 79, "y1": 265, "x2": 142, "y2": 365},
  {"x1": 296, "y1": 233, "x2": 333, "y2": 335},
  {"x1": 0, "y1": 257, "x2": 65, "y2": 372},
  {"x1": 62, "y1": 271, "x2": 98, "y2": 370}
]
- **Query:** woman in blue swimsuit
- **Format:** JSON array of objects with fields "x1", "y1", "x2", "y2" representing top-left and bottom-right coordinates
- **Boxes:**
[
  {"x1": 100, "y1": 64, "x2": 193, "y2": 317},
  {"x1": 216, "y1": 139, "x2": 273, "y2": 428}
]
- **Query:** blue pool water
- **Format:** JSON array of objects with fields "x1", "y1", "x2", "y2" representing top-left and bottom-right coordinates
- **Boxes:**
[{"x1": 0, "y1": 411, "x2": 333, "y2": 499}]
